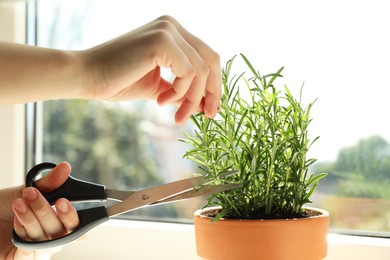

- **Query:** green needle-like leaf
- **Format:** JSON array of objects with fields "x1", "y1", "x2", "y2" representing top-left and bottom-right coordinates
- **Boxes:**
[{"x1": 180, "y1": 54, "x2": 325, "y2": 219}]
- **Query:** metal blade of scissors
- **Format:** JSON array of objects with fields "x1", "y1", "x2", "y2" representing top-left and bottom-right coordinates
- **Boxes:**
[
  {"x1": 106, "y1": 189, "x2": 134, "y2": 202},
  {"x1": 105, "y1": 170, "x2": 240, "y2": 202},
  {"x1": 106, "y1": 170, "x2": 240, "y2": 217},
  {"x1": 150, "y1": 183, "x2": 243, "y2": 205},
  {"x1": 106, "y1": 175, "x2": 206, "y2": 217}
]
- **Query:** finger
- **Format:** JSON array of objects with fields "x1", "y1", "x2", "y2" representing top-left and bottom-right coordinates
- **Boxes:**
[
  {"x1": 173, "y1": 96, "x2": 205, "y2": 125},
  {"x1": 203, "y1": 57, "x2": 222, "y2": 118},
  {"x1": 157, "y1": 76, "x2": 194, "y2": 106},
  {"x1": 152, "y1": 76, "x2": 172, "y2": 98},
  {"x1": 14, "y1": 209, "x2": 64, "y2": 260},
  {"x1": 154, "y1": 30, "x2": 209, "y2": 124},
  {"x1": 35, "y1": 161, "x2": 71, "y2": 192},
  {"x1": 22, "y1": 187, "x2": 64, "y2": 239},
  {"x1": 155, "y1": 78, "x2": 205, "y2": 114},
  {"x1": 158, "y1": 16, "x2": 222, "y2": 118},
  {"x1": 14, "y1": 216, "x2": 28, "y2": 240},
  {"x1": 155, "y1": 16, "x2": 222, "y2": 120},
  {"x1": 12, "y1": 218, "x2": 41, "y2": 259},
  {"x1": 174, "y1": 55, "x2": 209, "y2": 125},
  {"x1": 204, "y1": 87, "x2": 222, "y2": 118},
  {"x1": 13, "y1": 197, "x2": 46, "y2": 241},
  {"x1": 55, "y1": 198, "x2": 79, "y2": 232},
  {"x1": 155, "y1": 36, "x2": 195, "y2": 107}
]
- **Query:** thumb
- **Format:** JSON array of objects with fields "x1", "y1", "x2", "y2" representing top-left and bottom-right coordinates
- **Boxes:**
[{"x1": 35, "y1": 162, "x2": 72, "y2": 193}]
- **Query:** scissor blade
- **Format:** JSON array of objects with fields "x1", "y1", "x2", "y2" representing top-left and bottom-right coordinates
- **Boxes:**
[
  {"x1": 151, "y1": 183, "x2": 243, "y2": 205},
  {"x1": 106, "y1": 170, "x2": 240, "y2": 217},
  {"x1": 106, "y1": 176, "x2": 206, "y2": 217},
  {"x1": 106, "y1": 189, "x2": 135, "y2": 202}
]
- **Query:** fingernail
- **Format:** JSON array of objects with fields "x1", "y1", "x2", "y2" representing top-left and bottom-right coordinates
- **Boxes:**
[
  {"x1": 14, "y1": 199, "x2": 28, "y2": 214},
  {"x1": 57, "y1": 200, "x2": 69, "y2": 213},
  {"x1": 24, "y1": 187, "x2": 38, "y2": 201}
]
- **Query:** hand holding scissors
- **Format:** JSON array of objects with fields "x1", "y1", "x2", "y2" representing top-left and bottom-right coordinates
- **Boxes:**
[{"x1": 13, "y1": 162, "x2": 241, "y2": 250}]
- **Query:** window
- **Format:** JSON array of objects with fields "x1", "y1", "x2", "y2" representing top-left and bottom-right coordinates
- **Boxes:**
[{"x1": 31, "y1": 0, "x2": 390, "y2": 237}]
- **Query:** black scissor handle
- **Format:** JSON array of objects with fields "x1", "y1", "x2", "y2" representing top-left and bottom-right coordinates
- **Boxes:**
[
  {"x1": 12, "y1": 206, "x2": 109, "y2": 249},
  {"x1": 12, "y1": 163, "x2": 110, "y2": 249},
  {"x1": 26, "y1": 162, "x2": 107, "y2": 204}
]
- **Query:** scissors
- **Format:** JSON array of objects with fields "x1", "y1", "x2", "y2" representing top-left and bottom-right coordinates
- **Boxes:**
[{"x1": 12, "y1": 162, "x2": 241, "y2": 250}]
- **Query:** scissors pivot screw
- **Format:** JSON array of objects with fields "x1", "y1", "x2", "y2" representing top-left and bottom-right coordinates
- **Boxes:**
[{"x1": 142, "y1": 194, "x2": 149, "y2": 200}]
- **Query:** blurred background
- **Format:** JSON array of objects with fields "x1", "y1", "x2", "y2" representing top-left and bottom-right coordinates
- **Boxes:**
[{"x1": 31, "y1": 0, "x2": 390, "y2": 236}]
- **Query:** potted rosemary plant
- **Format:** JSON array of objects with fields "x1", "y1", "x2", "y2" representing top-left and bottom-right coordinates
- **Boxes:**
[{"x1": 181, "y1": 54, "x2": 329, "y2": 260}]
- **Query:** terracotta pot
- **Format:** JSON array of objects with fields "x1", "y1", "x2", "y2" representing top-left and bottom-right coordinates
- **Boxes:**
[{"x1": 194, "y1": 207, "x2": 329, "y2": 260}]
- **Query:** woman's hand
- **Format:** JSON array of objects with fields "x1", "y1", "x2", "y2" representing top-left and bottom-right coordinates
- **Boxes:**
[
  {"x1": 80, "y1": 15, "x2": 222, "y2": 125},
  {"x1": 0, "y1": 162, "x2": 79, "y2": 260}
]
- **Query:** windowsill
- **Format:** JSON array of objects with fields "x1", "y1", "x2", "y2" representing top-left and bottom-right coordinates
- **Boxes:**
[{"x1": 53, "y1": 219, "x2": 390, "y2": 260}]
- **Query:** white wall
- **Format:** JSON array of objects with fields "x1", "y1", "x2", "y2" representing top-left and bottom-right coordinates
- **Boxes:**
[{"x1": 0, "y1": 1, "x2": 26, "y2": 188}]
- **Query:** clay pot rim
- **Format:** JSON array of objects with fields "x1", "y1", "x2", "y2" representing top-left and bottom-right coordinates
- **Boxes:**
[{"x1": 194, "y1": 206, "x2": 329, "y2": 222}]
